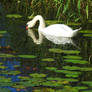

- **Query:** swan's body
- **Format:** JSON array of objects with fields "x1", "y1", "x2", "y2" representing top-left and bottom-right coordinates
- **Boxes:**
[{"x1": 26, "y1": 15, "x2": 81, "y2": 44}]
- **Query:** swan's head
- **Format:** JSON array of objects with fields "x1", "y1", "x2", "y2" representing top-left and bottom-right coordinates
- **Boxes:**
[{"x1": 26, "y1": 20, "x2": 34, "y2": 30}]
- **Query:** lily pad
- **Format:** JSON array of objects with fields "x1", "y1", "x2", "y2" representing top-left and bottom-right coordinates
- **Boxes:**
[
  {"x1": 18, "y1": 55, "x2": 36, "y2": 59},
  {"x1": 4, "y1": 70, "x2": 21, "y2": 75},
  {"x1": 29, "y1": 73, "x2": 46, "y2": 78},
  {"x1": 83, "y1": 34, "x2": 92, "y2": 37},
  {"x1": 64, "y1": 59, "x2": 88, "y2": 64},
  {"x1": 0, "y1": 88, "x2": 11, "y2": 92},
  {"x1": 6, "y1": 14, "x2": 22, "y2": 18},
  {"x1": 0, "y1": 65, "x2": 7, "y2": 69},
  {"x1": 80, "y1": 67, "x2": 92, "y2": 71},
  {"x1": 0, "y1": 30, "x2": 7, "y2": 34},
  {"x1": 63, "y1": 66, "x2": 81, "y2": 70},
  {"x1": 42, "y1": 81, "x2": 63, "y2": 87},
  {"x1": 46, "y1": 67, "x2": 57, "y2": 71},
  {"x1": 0, "y1": 76, "x2": 11, "y2": 82},
  {"x1": 47, "y1": 77, "x2": 78, "y2": 82},
  {"x1": 41, "y1": 58, "x2": 55, "y2": 62},
  {"x1": 63, "y1": 55, "x2": 82, "y2": 59},
  {"x1": 80, "y1": 30, "x2": 92, "y2": 34},
  {"x1": 18, "y1": 76, "x2": 30, "y2": 81},
  {"x1": 0, "y1": 53, "x2": 15, "y2": 58},
  {"x1": 49, "y1": 48, "x2": 80, "y2": 54},
  {"x1": 49, "y1": 48, "x2": 63, "y2": 53},
  {"x1": 82, "y1": 81, "x2": 92, "y2": 87}
]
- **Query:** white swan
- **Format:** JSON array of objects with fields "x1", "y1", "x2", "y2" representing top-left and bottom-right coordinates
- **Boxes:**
[{"x1": 26, "y1": 15, "x2": 81, "y2": 44}]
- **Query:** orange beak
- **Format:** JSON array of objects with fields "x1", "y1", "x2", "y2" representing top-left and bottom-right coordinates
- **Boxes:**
[{"x1": 26, "y1": 26, "x2": 28, "y2": 30}]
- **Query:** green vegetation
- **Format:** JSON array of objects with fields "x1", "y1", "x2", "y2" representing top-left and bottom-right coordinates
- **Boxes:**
[{"x1": 1, "y1": 0, "x2": 92, "y2": 22}]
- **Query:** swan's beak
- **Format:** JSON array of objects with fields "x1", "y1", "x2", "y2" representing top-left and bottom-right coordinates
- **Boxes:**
[{"x1": 26, "y1": 26, "x2": 28, "y2": 30}]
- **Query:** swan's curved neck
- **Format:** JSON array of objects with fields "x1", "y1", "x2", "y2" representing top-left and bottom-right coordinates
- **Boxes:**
[
  {"x1": 27, "y1": 15, "x2": 46, "y2": 44},
  {"x1": 32, "y1": 15, "x2": 45, "y2": 31},
  {"x1": 27, "y1": 29, "x2": 43, "y2": 44}
]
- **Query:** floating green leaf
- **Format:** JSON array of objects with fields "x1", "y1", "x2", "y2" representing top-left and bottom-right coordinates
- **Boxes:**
[
  {"x1": 5, "y1": 71, "x2": 21, "y2": 75},
  {"x1": 83, "y1": 34, "x2": 92, "y2": 37},
  {"x1": 41, "y1": 58, "x2": 55, "y2": 62},
  {"x1": 63, "y1": 55, "x2": 82, "y2": 59},
  {"x1": 63, "y1": 50, "x2": 80, "y2": 54},
  {"x1": 80, "y1": 30, "x2": 92, "y2": 34},
  {"x1": 64, "y1": 59, "x2": 88, "y2": 64},
  {"x1": 0, "y1": 88, "x2": 11, "y2": 92},
  {"x1": 63, "y1": 66, "x2": 81, "y2": 70},
  {"x1": 82, "y1": 90, "x2": 92, "y2": 92},
  {"x1": 6, "y1": 14, "x2": 22, "y2": 18},
  {"x1": 47, "y1": 77, "x2": 78, "y2": 82},
  {"x1": 0, "y1": 66, "x2": 7, "y2": 69},
  {"x1": 0, "y1": 77, "x2": 11, "y2": 82},
  {"x1": 80, "y1": 67, "x2": 92, "y2": 71},
  {"x1": 46, "y1": 67, "x2": 57, "y2": 71},
  {"x1": 18, "y1": 76, "x2": 30, "y2": 81},
  {"x1": 82, "y1": 81, "x2": 92, "y2": 87},
  {"x1": 18, "y1": 55, "x2": 36, "y2": 58},
  {"x1": 0, "y1": 31, "x2": 7, "y2": 34},
  {"x1": 0, "y1": 53, "x2": 15, "y2": 58},
  {"x1": 49, "y1": 48, "x2": 80, "y2": 54},
  {"x1": 42, "y1": 81, "x2": 63, "y2": 87},
  {"x1": 29, "y1": 73, "x2": 46, "y2": 78},
  {"x1": 49, "y1": 48, "x2": 63, "y2": 53}
]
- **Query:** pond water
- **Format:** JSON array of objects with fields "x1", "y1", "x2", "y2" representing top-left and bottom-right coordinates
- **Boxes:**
[{"x1": 0, "y1": 16, "x2": 92, "y2": 92}]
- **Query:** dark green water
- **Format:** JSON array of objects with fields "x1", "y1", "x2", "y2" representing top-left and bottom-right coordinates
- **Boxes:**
[{"x1": 0, "y1": 15, "x2": 92, "y2": 92}]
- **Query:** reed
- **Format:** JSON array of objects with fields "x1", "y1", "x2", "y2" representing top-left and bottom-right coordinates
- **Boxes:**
[{"x1": 1, "y1": 0, "x2": 91, "y2": 22}]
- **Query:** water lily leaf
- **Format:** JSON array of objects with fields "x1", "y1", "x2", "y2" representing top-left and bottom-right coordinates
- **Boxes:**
[
  {"x1": 67, "y1": 22, "x2": 81, "y2": 26},
  {"x1": 0, "y1": 62, "x2": 3, "y2": 65},
  {"x1": 49, "y1": 48, "x2": 80, "y2": 54},
  {"x1": 83, "y1": 34, "x2": 92, "y2": 37},
  {"x1": 82, "y1": 81, "x2": 92, "y2": 87},
  {"x1": 6, "y1": 14, "x2": 22, "y2": 18},
  {"x1": 29, "y1": 73, "x2": 46, "y2": 78},
  {"x1": 0, "y1": 30, "x2": 7, "y2": 34},
  {"x1": 49, "y1": 48, "x2": 63, "y2": 53},
  {"x1": 41, "y1": 58, "x2": 55, "y2": 62},
  {"x1": 64, "y1": 59, "x2": 88, "y2": 64},
  {"x1": 0, "y1": 88, "x2": 11, "y2": 92},
  {"x1": 80, "y1": 67, "x2": 92, "y2": 71},
  {"x1": 0, "y1": 82, "x2": 14, "y2": 87},
  {"x1": 80, "y1": 30, "x2": 92, "y2": 34},
  {"x1": 82, "y1": 90, "x2": 92, "y2": 92},
  {"x1": 88, "y1": 20, "x2": 92, "y2": 23},
  {"x1": 0, "y1": 53, "x2": 15, "y2": 58},
  {"x1": 63, "y1": 66, "x2": 81, "y2": 70},
  {"x1": 63, "y1": 55, "x2": 82, "y2": 59},
  {"x1": 0, "y1": 65, "x2": 7, "y2": 69},
  {"x1": 63, "y1": 50, "x2": 80, "y2": 54},
  {"x1": 46, "y1": 67, "x2": 57, "y2": 71},
  {"x1": 18, "y1": 55, "x2": 36, "y2": 58},
  {"x1": 18, "y1": 76, "x2": 30, "y2": 81},
  {"x1": 65, "y1": 73, "x2": 79, "y2": 78},
  {"x1": 74, "y1": 86, "x2": 88, "y2": 90},
  {"x1": 47, "y1": 77, "x2": 78, "y2": 82},
  {"x1": 42, "y1": 81, "x2": 63, "y2": 87},
  {"x1": 5, "y1": 70, "x2": 21, "y2": 75},
  {"x1": 0, "y1": 77, "x2": 11, "y2": 82}
]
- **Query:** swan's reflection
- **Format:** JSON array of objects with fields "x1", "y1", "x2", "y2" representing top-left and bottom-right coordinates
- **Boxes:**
[
  {"x1": 45, "y1": 35, "x2": 73, "y2": 44},
  {"x1": 27, "y1": 29, "x2": 79, "y2": 48}
]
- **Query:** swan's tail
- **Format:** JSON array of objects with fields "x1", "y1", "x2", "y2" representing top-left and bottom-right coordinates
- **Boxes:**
[{"x1": 74, "y1": 27, "x2": 82, "y2": 32}]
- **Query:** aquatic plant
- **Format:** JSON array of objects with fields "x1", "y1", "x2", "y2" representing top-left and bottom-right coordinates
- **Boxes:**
[{"x1": 1, "y1": 0, "x2": 92, "y2": 22}]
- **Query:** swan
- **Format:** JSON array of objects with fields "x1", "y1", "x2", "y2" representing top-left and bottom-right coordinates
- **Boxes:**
[{"x1": 26, "y1": 15, "x2": 81, "y2": 44}]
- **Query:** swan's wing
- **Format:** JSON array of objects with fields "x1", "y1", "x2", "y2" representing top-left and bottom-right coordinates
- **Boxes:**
[{"x1": 40, "y1": 24, "x2": 73, "y2": 37}]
